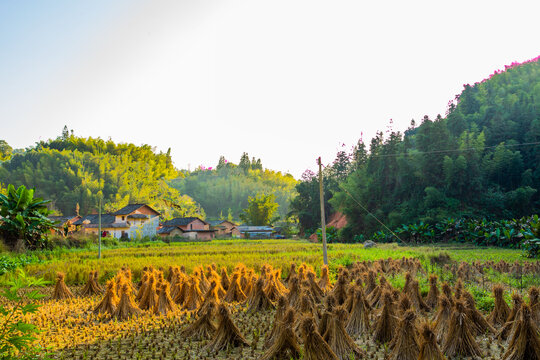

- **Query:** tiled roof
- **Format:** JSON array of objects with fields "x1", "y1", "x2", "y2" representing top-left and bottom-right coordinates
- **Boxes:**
[
  {"x1": 73, "y1": 214, "x2": 116, "y2": 226},
  {"x1": 162, "y1": 217, "x2": 206, "y2": 227},
  {"x1": 112, "y1": 204, "x2": 159, "y2": 216},
  {"x1": 157, "y1": 226, "x2": 183, "y2": 234},
  {"x1": 127, "y1": 214, "x2": 149, "y2": 219},
  {"x1": 48, "y1": 215, "x2": 80, "y2": 225}
]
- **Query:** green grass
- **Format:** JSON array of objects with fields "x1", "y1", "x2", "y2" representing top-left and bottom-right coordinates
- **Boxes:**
[{"x1": 5, "y1": 239, "x2": 533, "y2": 285}]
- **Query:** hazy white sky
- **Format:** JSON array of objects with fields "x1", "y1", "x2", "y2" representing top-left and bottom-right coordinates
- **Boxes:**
[{"x1": 1, "y1": 0, "x2": 539, "y2": 177}]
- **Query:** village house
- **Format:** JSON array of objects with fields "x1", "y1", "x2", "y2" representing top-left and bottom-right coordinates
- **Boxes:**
[
  {"x1": 157, "y1": 217, "x2": 216, "y2": 240},
  {"x1": 74, "y1": 204, "x2": 160, "y2": 239},
  {"x1": 237, "y1": 225, "x2": 275, "y2": 239},
  {"x1": 48, "y1": 215, "x2": 81, "y2": 235},
  {"x1": 208, "y1": 220, "x2": 240, "y2": 238}
]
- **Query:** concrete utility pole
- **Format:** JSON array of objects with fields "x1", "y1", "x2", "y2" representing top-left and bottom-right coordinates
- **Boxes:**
[
  {"x1": 318, "y1": 157, "x2": 328, "y2": 265},
  {"x1": 98, "y1": 197, "x2": 102, "y2": 259}
]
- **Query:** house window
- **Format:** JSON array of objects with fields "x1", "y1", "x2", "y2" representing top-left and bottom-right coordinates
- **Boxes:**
[
  {"x1": 190, "y1": 224, "x2": 192, "y2": 230},
  {"x1": 122, "y1": 216, "x2": 125, "y2": 221}
]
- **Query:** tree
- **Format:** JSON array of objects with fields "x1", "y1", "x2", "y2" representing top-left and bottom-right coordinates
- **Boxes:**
[
  {"x1": 0, "y1": 140, "x2": 12, "y2": 161},
  {"x1": 239, "y1": 193, "x2": 279, "y2": 226},
  {"x1": 227, "y1": 208, "x2": 234, "y2": 222},
  {"x1": 239, "y1": 152, "x2": 251, "y2": 172},
  {"x1": 0, "y1": 185, "x2": 54, "y2": 250}
]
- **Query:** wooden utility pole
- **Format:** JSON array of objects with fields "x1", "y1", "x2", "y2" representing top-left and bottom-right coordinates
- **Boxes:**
[
  {"x1": 318, "y1": 157, "x2": 328, "y2": 265},
  {"x1": 98, "y1": 197, "x2": 102, "y2": 259}
]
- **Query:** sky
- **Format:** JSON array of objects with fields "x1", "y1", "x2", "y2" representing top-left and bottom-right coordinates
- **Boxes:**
[{"x1": 1, "y1": 0, "x2": 539, "y2": 178}]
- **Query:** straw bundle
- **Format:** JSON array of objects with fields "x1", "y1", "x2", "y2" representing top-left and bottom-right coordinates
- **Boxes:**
[
  {"x1": 425, "y1": 274, "x2": 439, "y2": 310},
  {"x1": 434, "y1": 295, "x2": 452, "y2": 342},
  {"x1": 113, "y1": 283, "x2": 142, "y2": 320},
  {"x1": 318, "y1": 265, "x2": 332, "y2": 291},
  {"x1": 462, "y1": 291, "x2": 495, "y2": 335},
  {"x1": 183, "y1": 277, "x2": 205, "y2": 311},
  {"x1": 345, "y1": 288, "x2": 370, "y2": 337},
  {"x1": 373, "y1": 290, "x2": 397, "y2": 344},
  {"x1": 52, "y1": 272, "x2": 74, "y2": 300},
  {"x1": 264, "y1": 296, "x2": 288, "y2": 348},
  {"x1": 205, "y1": 303, "x2": 248, "y2": 353},
  {"x1": 93, "y1": 280, "x2": 118, "y2": 315},
  {"x1": 138, "y1": 276, "x2": 158, "y2": 311},
  {"x1": 488, "y1": 284, "x2": 511, "y2": 327},
  {"x1": 442, "y1": 300, "x2": 483, "y2": 359},
  {"x1": 418, "y1": 322, "x2": 446, "y2": 360},
  {"x1": 180, "y1": 300, "x2": 217, "y2": 339},
  {"x1": 502, "y1": 304, "x2": 540, "y2": 360},
  {"x1": 259, "y1": 309, "x2": 301, "y2": 360},
  {"x1": 327, "y1": 307, "x2": 365, "y2": 360},
  {"x1": 498, "y1": 292, "x2": 524, "y2": 341},
  {"x1": 154, "y1": 282, "x2": 177, "y2": 315},
  {"x1": 81, "y1": 270, "x2": 102, "y2": 296},
  {"x1": 301, "y1": 317, "x2": 339, "y2": 360},
  {"x1": 247, "y1": 278, "x2": 275, "y2": 313},
  {"x1": 387, "y1": 309, "x2": 419, "y2": 360},
  {"x1": 224, "y1": 273, "x2": 247, "y2": 303}
]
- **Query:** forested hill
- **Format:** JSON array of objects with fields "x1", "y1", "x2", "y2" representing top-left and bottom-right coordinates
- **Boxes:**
[
  {"x1": 0, "y1": 132, "x2": 202, "y2": 219},
  {"x1": 293, "y1": 56, "x2": 540, "y2": 238},
  {"x1": 169, "y1": 154, "x2": 297, "y2": 219}
]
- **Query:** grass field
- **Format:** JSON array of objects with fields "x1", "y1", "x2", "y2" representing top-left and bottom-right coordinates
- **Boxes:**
[
  {"x1": 3, "y1": 239, "x2": 539, "y2": 359},
  {"x1": 14, "y1": 239, "x2": 536, "y2": 285}
]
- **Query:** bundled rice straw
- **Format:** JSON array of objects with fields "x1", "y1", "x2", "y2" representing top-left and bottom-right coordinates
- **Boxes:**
[
  {"x1": 529, "y1": 286, "x2": 540, "y2": 327},
  {"x1": 425, "y1": 274, "x2": 439, "y2": 310},
  {"x1": 502, "y1": 304, "x2": 540, "y2": 360},
  {"x1": 135, "y1": 273, "x2": 149, "y2": 302},
  {"x1": 247, "y1": 277, "x2": 275, "y2": 313},
  {"x1": 113, "y1": 283, "x2": 142, "y2": 320},
  {"x1": 373, "y1": 290, "x2": 397, "y2": 344},
  {"x1": 488, "y1": 284, "x2": 511, "y2": 327},
  {"x1": 183, "y1": 277, "x2": 205, "y2": 311},
  {"x1": 462, "y1": 291, "x2": 495, "y2": 335},
  {"x1": 224, "y1": 273, "x2": 247, "y2": 303},
  {"x1": 327, "y1": 307, "x2": 365, "y2": 360},
  {"x1": 418, "y1": 322, "x2": 446, "y2": 360},
  {"x1": 318, "y1": 265, "x2": 332, "y2": 291},
  {"x1": 264, "y1": 296, "x2": 288, "y2": 348},
  {"x1": 442, "y1": 300, "x2": 483, "y2": 359},
  {"x1": 301, "y1": 317, "x2": 339, "y2": 360},
  {"x1": 407, "y1": 279, "x2": 429, "y2": 313},
  {"x1": 81, "y1": 270, "x2": 102, "y2": 296},
  {"x1": 388, "y1": 309, "x2": 419, "y2": 360},
  {"x1": 498, "y1": 292, "x2": 524, "y2": 341},
  {"x1": 345, "y1": 287, "x2": 370, "y2": 337},
  {"x1": 434, "y1": 295, "x2": 453, "y2": 342},
  {"x1": 287, "y1": 277, "x2": 301, "y2": 307},
  {"x1": 220, "y1": 267, "x2": 230, "y2": 291},
  {"x1": 93, "y1": 280, "x2": 118, "y2": 315},
  {"x1": 52, "y1": 272, "x2": 74, "y2": 300},
  {"x1": 205, "y1": 303, "x2": 248, "y2": 353},
  {"x1": 319, "y1": 295, "x2": 336, "y2": 337},
  {"x1": 153, "y1": 282, "x2": 177, "y2": 315},
  {"x1": 181, "y1": 300, "x2": 217, "y2": 339},
  {"x1": 259, "y1": 309, "x2": 301, "y2": 360},
  {"x1": 138, "y1": 275, "x2": 158, "y2": 311},
  {"x1": 332, "y1": 272, "x2": 349, "y2": 306},
  {"x1": 284, "y1": 263, "x2": 297, "y2": 285}
]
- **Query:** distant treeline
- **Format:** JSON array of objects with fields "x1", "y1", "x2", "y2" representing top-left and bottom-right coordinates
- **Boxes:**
[{"x1": 169, "y1": 153, "x2": 297, "y2": 219}]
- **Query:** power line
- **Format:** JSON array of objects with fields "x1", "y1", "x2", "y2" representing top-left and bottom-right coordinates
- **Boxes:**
[{"x1": 337, "y1": 183, "x2": 404, "y2": 243}]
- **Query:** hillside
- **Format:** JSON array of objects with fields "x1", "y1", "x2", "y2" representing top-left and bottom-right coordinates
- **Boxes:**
[
  {"x1": 169, "y1": 154, "x2": 297, "y2": 219},
  {"x1": 0, "y1": 132, "x2": 201, "y2": 219},
  {"x1": 293, "y1": 56, "x2": 540, "y2": 238}
]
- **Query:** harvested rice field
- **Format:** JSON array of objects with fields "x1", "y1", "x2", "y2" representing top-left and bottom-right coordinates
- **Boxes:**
[{"x1": 5, "y1": 240, "x2": 540, "y2": 359}]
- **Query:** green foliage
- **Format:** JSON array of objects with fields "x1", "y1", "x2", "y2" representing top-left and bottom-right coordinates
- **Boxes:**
[
  {"x1": 170, "y1": 154, "x2": 296, "y2": 219},
  {"x1": 0, "y1": 132, "x2": 201, "y2": 219},
  {"x1": 365, "y1": 215, "x2": 540, "y2": 257},
  {"x1": 239, "y1": 193, "x2": 279, "y2": 226},
  {"x1": 0, "y1": 185, "x2": 54, "y2": 250},
  {"x1": 0, "y1": 140, "x2": 13, "y2": 162},
  {"x1": 0, "y1": 270, "x2": 49, "y2": 359},
  {"x1": 0, "y1": 255, "x2": 42, "y2": 276},
  {"x1": 316, "y1": 226, "x2": 338, "y2": 243},
  {"x1": 316, "y1": 57, "x2": 540, "y2": 239}
]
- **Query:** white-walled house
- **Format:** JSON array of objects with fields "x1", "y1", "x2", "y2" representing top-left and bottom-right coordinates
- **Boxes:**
[{"x1": 74, "y1": 204, "x2": 160, "y2": 239}]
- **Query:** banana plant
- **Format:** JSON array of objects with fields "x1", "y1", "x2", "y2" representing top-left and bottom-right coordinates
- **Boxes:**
[{"x1": 0, "y1": 184, "x2": 53, "y2": 250}]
